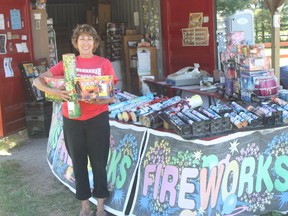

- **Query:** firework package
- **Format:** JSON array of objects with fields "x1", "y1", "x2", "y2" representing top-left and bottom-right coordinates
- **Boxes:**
[
  {"x1": 44, "y1": 76, "x2": 65, "y2": 102},
  {"x1": 74, "y1": 75, "x2": 114, "y2": 101},
  {"x1": 62, "y1": 53, "x2": 81, "y2": 118}
]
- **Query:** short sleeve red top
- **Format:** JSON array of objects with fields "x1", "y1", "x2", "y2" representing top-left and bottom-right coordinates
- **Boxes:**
[{"x1": 49, "y1": 55, "x2": 118, "y2": 120}]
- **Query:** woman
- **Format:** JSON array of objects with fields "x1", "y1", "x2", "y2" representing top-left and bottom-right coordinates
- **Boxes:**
[{"x1": 33, "y1": 24, "x2": 118, "y2": 216}]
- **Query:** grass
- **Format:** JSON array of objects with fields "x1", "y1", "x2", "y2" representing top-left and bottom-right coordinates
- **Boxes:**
[
  {"x1": 0, "y1": 130, "x2": 81, "y2": 216},
  {"x1": 0, "y1": 160, "x2": 80, "y2": 216}
]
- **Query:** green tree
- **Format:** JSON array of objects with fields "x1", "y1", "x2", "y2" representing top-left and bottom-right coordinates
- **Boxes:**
[
  {"x1": 254, "y1": 1, "x2": 271, "y2": 43},
  {"x1": 280, "y1": 3, "x2": 288, "y2": 32},
  {"x1": 217, "y1": 0, "x2": 253, "y2": 16}
]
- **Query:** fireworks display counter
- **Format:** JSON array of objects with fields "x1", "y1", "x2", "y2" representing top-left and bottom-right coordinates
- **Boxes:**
[
  {"x1": 47, "y1": 102, "x2": 288, "y2": 216},
  {"x1": 144, "y1": 79, "x2": 227, "y2": 106}
]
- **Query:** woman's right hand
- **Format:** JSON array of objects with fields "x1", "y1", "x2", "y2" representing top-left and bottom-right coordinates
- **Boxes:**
[{"x1": 47, "y1": 87, "x2": 71, "y2": 101}]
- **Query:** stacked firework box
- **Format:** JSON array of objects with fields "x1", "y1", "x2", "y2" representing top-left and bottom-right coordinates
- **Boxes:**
[
  {"x1": 211, "y1": 100, "x2": 286, "y2": 131},
  {"x1": 159, "y1": 102, "x2": 232, "y2": 139}
]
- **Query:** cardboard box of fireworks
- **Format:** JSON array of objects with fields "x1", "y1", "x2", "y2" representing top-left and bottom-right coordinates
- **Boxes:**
[{"x1": 44, "y1": 75, "x2": 115, "y2": 102}]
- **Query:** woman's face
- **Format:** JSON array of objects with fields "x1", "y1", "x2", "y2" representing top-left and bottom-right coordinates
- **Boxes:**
[{"x1": 77, "y1": 34, "x2": 95, "y2": 58}]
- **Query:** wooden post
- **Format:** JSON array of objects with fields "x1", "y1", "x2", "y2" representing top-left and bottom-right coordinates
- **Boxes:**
[{"x1": 264, "y1": 0, "x2": 285, "y2": 84}]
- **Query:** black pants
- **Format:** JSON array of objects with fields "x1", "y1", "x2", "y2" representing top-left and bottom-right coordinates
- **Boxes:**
[{"x1": 63, "y1": 111, "x2": 110, "y2": 200}]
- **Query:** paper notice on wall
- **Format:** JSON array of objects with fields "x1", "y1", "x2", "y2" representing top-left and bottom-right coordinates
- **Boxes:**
[
  {"x1": 4, "y1": 58, "x2": 14, "y2": 77},
  {"x1": 21, "y1": 42, "x2": 29, "y2": 53},
  {"x1": 0, "y1": 14, "x2": 5, "y2": 30},
  {"x1": 10, "y1": 9, "x2": 21, "y2": 30},
  {"x1": 137, "y1": 48, "x2": 151, "y2": 76}
]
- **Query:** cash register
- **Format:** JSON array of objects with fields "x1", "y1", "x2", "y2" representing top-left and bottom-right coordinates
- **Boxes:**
[{"x1": 166, "y1": 64, "x2": 201, "y2": 86}]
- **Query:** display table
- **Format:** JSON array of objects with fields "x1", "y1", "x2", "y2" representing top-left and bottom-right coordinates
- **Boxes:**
[
  {"x1": 144, "y1": 79, "x2": 228, "y2": 105},
  {"x1": 47, "y1": 102, "x2": 288, "y2": 216}
]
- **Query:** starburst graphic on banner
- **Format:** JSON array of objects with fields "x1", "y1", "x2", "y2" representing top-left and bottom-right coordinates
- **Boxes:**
[
  {"x1": 111, "y1": 189, "x2": 124, "y2": 206},
  {"x1": 193, "y1": 150, "x2": 203, "y2": 160},
  {"x1": 198, "y1": 207, "x2": 205, "y2": 215},
  {"x1": 229, "y1": 139, "x2": 240, "y2": 155}
]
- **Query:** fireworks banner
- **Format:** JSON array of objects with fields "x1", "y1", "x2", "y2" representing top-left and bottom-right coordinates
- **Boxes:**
[
  {"x1": 104, "y1": 121, "x2": 146, "y2": 215},
  {"x1": 129, "y1": 127, "x2": 288, "y2": 216},
  {"x1": 46, "y1": 103, "x2": 146, "y2": 216}
]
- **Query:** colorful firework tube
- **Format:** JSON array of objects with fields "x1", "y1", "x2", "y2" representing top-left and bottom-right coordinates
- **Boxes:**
[
  {"x1": 141, "y1": 112, "x2": 162, "y2": 128},
  {"x1": 139, "y1": 102, "x2": 178, "y2": 127},
  {"x1": 109, "y1": 94, "x2": 153, "y2": 112},
  {"x1": 230, "y1": 101, "x2": 247, "y2": 113},
  {"x1": 243, "y1": 110, "x2": 260, "y2": 122},
  {"x1": 182, "y1": 109, "x2": 202, "y2": 122},
  {"x1": 191, "y1": 109, "x2": 210, "y2": 121},
  {"x1": 261, "y1": 104, "x2": 276, "y2": 116},
  {"x1": 140, "y1": 96, "x2": 182, "y2": 120},
  {"x1": 198, "y1": 107, "x2": 221, "y2": 120},
  {"x1": 246, "y1": 105, "x2": 266, "y2": 117},
  {"x1": 246, "y1": 105, "x2": 275, "y2": 125},
  {"x1": 63, "y1": 53, "x2": 81, "y2": 118},
  {"x1": 224, "y1": 113, "x2": 242, "y2": 128},
  {"x1": 255, "y1": 106, "x2": 272, "y2": 116},
  {"x1": 121, "y1": 111, "x2": 132, "y2": 122},
  {"x1": 130, "y1": 106, "x2": 152, "y2": 122},
  {"x1": 109, "y1": 95, "x2": 153, "y2": 118},
  {"x1": 271, "y1": 104, "x2": 288, "y2": 123},
  {"x1": 238, "y1": 111, "x2": 259, "y2": 126},
  {"x1": 129, "y1": 97, "x2": 169, "y2": 122},
  {"x1": 162, "y1": 111, "x2": 191, "y2": 135},
  {"x1": 176, "y1": 112, "x2": 194, "y2": 125},
  {"x1": 121, "y1": 99, "x2": 160, "y2": 122},
  {"x1": 210, "y1": 104, "x2": 233, "y2": 115},
  {"x1": 229, "y1": 112, "x2": 248, "y2": 127},
  {"x1": 271, "y1": 97, "x2": 288, "y2": 107}
]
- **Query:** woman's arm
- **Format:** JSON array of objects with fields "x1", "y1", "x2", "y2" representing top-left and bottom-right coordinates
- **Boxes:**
[{"x1": 33, "y1": 71, "x2": 71, "y2": 101}]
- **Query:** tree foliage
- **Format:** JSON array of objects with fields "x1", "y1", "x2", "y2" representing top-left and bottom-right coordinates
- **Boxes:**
[
  {"x1": 217, "y1": 0, "x2": 254, "y2": 16},
  {"x1": 217, "y1": 0, "x2": 288, "y2": 42}
]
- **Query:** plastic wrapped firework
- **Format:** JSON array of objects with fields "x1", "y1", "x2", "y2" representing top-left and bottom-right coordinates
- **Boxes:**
[
  {"x1": 224, "y1": 113, "x2": 243, "y2": 128},
  {"x1": 63, "y1": 53, "x2": 81, "y2": 118},
  {"x1": 246, "y1": 105, "x2": 275, "y2": 125},
  {"x1": 271, "y1": 103, "x2": 288, "y2": 123},
  {"x1": 230, "y1": 101, "x2": 247, "y2": 113},
  {"x1": 198, "y1": 107, "x2": 222, "y2": 120},
  {"x1": 229, "y1": 112, "x2": 248, "y2": 127},
  {"x1": 210, "y1": 104, "x2": 233, "y2": 115},
  {"x1": 176, "y1": 112, "x2": 194, "y2": 125},
  {"x1": 271, "y1": 97, "x2": 288, "y2": 111},
  {"x1": 109, "y1": 94, "x2": 154, "y2": 118},
  {"x1": 182, "y1": 109, "x2": 202, "y2": 122},
  {"x1": 160, "y1": 109, "x2": 191, "y2": 137},
  {"x1": 191, "y1": 109, "x2": 210, "y2": 121},
  {"x1": 238, "y1": 111, "x2": 259, "y2": 126},
  {"x1": 126, "y1": 97, "x2": 169, "y2": 123}
]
